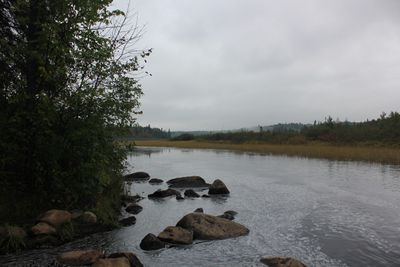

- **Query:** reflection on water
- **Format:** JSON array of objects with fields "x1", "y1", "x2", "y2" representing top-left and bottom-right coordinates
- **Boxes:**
[{"x1": 1, "y1": 147, "x2": 400, "y2": 266}]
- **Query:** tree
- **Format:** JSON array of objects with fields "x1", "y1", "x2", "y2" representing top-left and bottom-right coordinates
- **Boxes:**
[{"x1": 0, "y1": 0, "x2": 150, "y2": 223}]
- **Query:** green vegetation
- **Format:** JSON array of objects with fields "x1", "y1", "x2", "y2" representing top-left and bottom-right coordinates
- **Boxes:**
[
  {"x1": 0, "y1": 1, "x2": 149, "y2": 224},
  {"x1": 0, "y1": 225, "x2": 26, "y2": 253},
  {"x1": 119, "y1": 124, "x2": 171, "y2": 140},
  {"x1": 197, "y1": 112, "x2": 400, "y2": 146}
]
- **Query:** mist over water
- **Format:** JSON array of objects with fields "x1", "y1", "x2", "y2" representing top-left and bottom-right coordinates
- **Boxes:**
[{"x1": 2, "y1": 147, "x2": 400, "y2": 266}]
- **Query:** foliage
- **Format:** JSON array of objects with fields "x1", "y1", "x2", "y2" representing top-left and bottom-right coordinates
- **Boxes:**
[
  {"x1": 171, "y1": 133, "x2": 195, "y2": 141},
  {"x1": 0, "y1": 225, "x2": 26, "y2": 253},
  {"x1": 119, "y1": 124, "x2": 171, "y2": 140},
  {"x1": 58, "y1": 222, "x2": 74, "y2": 242},
  {"x1": 0, "y1": 0, "x2": 149, "y2": 222}
]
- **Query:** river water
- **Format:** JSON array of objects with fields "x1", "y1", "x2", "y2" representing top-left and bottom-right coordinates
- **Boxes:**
[{"x1": 1, "y1": 146, "x2": 400, "y2": 266}]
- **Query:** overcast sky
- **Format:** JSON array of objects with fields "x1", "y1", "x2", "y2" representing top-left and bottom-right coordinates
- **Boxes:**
[{"x1": 113, "y1": 0, "x2": 400, "y2": 131}]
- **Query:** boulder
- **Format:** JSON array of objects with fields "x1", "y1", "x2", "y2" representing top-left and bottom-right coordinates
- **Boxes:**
[
  {"x1": 56, "y1": 250, "x2": 104, "y2": 266},
  {"x1": 208, "y1": 179, "x2": 230, "y2": 195},
  {"x1": 176, "y1": 195, "x2": 184, "y2": 200},
  {"x1": 92, "y1": 258, "x2": 130, "y2": 267},
  {"x1": 121, "y1": 194, "x2": 143, "y2": 203},
  {"x1": 148, "y1": 189, "x2": 181, "y2": 198},
  {"x1": 176, "y1": 213, "x2": 249, "y2": 240},
  {"x1": 119, "y1": 216, "x2": 136, "y2": 227},
  {"x1": 217, "y1": 211, "x2": 237, "y2": 221},
  {"x1": 79, "y1": 211, "x2": 97, "y2": 224},
  {"x1": 125, "y1": 204, "x2": 143, "y2": 215},
  {"x1": 70, "y1": 210, "x2": 83, "y2": 220},
  {"x1": 194, "y1": 208, "x2": 204, "y2": 213},
  {"x1": 37, "y1": 209, "x2": 72, "y2": 227},
  {"x1": 260, "y1": 256, "x2": 307, "y2": 267},
  {"x1": 108, "y1": 252, "x2": 143, "y2": 267},
  {"x1": 158, "y1": 226, "x2": 193, "y2": 245},
  {"x1": 124, "y1": 172, "x2": 150, "y2": 181},
  {"x1": 140, "y1": 233, "x2": 165, "y2": 251},
  {"x1": 184, "y1": 189, "x2": 200, "y2": 198},
  {"x1": 149, "y1": 178, "x2": 164, "y2": 184},
  {"x1": 167, "y1": 176, "x2": 209, "y2": 188},
  {"x1": 31, "y1": 222, "x2": 57, "y2": 235}
]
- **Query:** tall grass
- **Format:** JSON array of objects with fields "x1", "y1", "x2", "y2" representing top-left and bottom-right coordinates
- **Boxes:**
[{"x1": 133, "y1": 140, "x2": 400, "y2": 165}]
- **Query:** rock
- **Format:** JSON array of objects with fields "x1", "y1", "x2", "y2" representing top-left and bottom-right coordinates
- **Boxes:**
[
  {"x1": 56, "y1": 250, "x2": 104, "y2": 266},
  {"x1": 148, "y1": 189, "x2": 181, "y2": 198},
  {"x1": 125, "y1": 204, "x2": 143, "y2": 215},
  {"x1": 176, "y1": 195, "x2": 184, "y2": 200},
  {"x1": 108, "y1": 252, "x2": 143, "y2": 267},
  {"x1": 37, "y1": 209, "x2": 72, "y2": 227},
  {"x1": 140, "y1": 233, "x2": 165, "y2": 251},
  {"x1": 92, "y1": 258, "x2": 130, "y2": 267},
  {"x1": 167, "y1": 176, "x2": 209, "y2": 188},
  {"x1": 260, "y1": 256, "x2": 307, "y2": 267},
  {"x1": 79, "y1": 211, "x2": 97, "y2": 224},
  {"x1": 119, "y1": 216, "x2": 136, "y2": 227},
  {"x1": 224, "y1": 210, "x2": 238, "y2": 216},
  {"x1": 124, "y1": 172, "x2": 150, "y2": 181},
  {"x1": 194, "y1": 208, "x2": 204, "y2": 213},
  {"x1": 176, "y1": 213, "x2": 249, "y2": 240},
  {"x1": 149, "y1": 178, "x2": 164, "y2": 184},
  {"x1": 31, "y1": 222, "x2": 57, "y2": 235},
  {"x1": 217, "y1": 211, "x2": 237, "y2": 220},
  {"x1": 121, "y1": 194, "x2": 143, "y2": 203},
  {"x1": 208, "y1": 179, "x2": 230, "y2": 195},
  {"x1": 158, "y1": 226, "x2": 193, "y2": 245},
  {"x1": 202, "y1": 194, "x2": 211, "y2": 198},
  {"x1": 0, "y1": 225, "x2": 26, "y2": 240},
  {"x1": 184, "y1": 189, "x2": 200, "y2": 198}
]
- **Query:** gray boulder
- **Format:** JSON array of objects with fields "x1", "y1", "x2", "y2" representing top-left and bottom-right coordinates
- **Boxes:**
[
  {"x1": 125, "y1": 203, "x2": 143, "y2": 215},
  {"x1": 176, "y1": 212, "x2": 249, "y2": 240},
  {"x1": 140, "y1": 233, "x2": 165, "y2": 251},
  {"x1": 124, "y1": 172, "x2": 150, "y2": 181},
  {"x1": 167, "y1": 176, "x2": 209, "y2": 188},
  {"x1": 148, "y1": 189, "x2": 181, "y2": 198},
  {"x1": 149, "y1": 178, "x2": 164, "y2": 184},
  {"x1": 119, "y1": 216, "x2": 136, "y2": 227},
  {"x1": 208, "y1": 179, "x2": 230, "y2": 194},
  {"x1": 184, "y1": 189, "x2": 200, "y2": 198},
  {"x1": 260, "y1": 256, "x2": 308, "y2": 267},
  {"x1": 158, "y1": 226, "x2": 193, "y2": 245}
]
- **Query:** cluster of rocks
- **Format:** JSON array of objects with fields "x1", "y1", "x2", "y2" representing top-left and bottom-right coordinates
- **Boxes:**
[
  {"x1": 56, "y1": 249, "x2": 143, "y2": 267},
  {"x1": 0, "y1": 209, "x2": 109, "y2": 252},
  {"x1": 139, "y1": 209, "x2": 248, "y2": 251}
]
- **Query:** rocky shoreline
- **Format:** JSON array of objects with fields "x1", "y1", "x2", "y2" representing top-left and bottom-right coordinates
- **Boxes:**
[{"x1": 0, "y1": 171, "x2": 307, "y2": 267}]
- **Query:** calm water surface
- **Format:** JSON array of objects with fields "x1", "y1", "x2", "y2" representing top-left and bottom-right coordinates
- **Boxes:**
[{"x1": 1, "y1": 147, "x2": 400, "y2": 266}]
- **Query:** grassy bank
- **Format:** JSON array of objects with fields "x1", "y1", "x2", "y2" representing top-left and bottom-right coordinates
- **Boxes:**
[{"x1": 133, "y1": 140, "x2": 400, "y2": 165}]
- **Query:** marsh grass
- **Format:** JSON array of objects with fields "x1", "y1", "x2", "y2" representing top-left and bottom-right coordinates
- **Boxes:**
[
  {"x1": 133, "y1": 140, "x2": 400, "y2": 165},
  {"x1": 0, "y1": 225, "x2": 26, "y2": 253}
]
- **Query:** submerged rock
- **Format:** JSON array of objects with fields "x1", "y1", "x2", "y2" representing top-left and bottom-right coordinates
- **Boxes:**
[
  {"x1": 125, "y1": 204, "x2": 143, "y2": 215},
  {"x1": 260, "y1": 256, "x2": 307, "y2": 267},
  {"x1": 37, "y1": 209, "x2": 72, "y2": 227},
  {"x1": 184, "y1": 189, "x2": 200, "y2": 198},
  {"x1": 176, "y1": 213, "x2": 249, "y2": 240},
  {"x1": 140, "y1": 233, "x2": 165, "y2": 251},
  {"x1": 167, "y1": 176, "x2": 209, "y2": 188},
  {"x1": 119, "y1": 216, "x2": 136, "y2": 227},
  {"x1": 176, "y1": 195, "x2": 184, "y2": 200},
  {"x1": 217, "y1": 210, "x2": 237, "y2": 220},
  {"x1": 124, "y1": 172, "x2": 150, "y2": 181},
  {"x1": 194, "y1": 208, "x2": 204, "y2": 213},
  {"x1": 208, "y1": 179, "x2": 230, "y2": 195},
  {"x1": 56, "y1": 249, "x2": 104, "y2": 266},
  {"x1": 149, "y1": 178, "x2": 164, "y2": 184},
  {"x1": 108, "y1": 252, "x2": 143, "y2": 267},
  {"x1": 158, "y1": 226, "x2": 193, "y2": 245},
  {"x1": 92, "y1": 257, "x2": 130, "y2": 267},
  {"x1": 202, "y1": 194, "x2": 211, "y2": 198},
  {"x1": 121, "y1": 194, "x2": 144, "y2": 203},
  {"x1": 148, "y1": 189, "x2": 181, "y2": 198}
]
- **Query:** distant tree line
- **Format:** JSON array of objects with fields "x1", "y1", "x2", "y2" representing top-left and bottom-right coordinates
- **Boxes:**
[
  {"x1": 178, "y1": 112, "x2": 400, "y2": 146},
  {"x1": 120, "y1": 125, "x2": 171, "y2": 140}
]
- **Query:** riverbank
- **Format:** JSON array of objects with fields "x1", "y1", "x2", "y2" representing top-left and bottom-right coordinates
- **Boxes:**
[{"x1": 134, "y1": 140, "x2": 400, "y2": 164}]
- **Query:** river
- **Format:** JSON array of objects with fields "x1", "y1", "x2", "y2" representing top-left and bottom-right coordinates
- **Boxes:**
[{"x1": 1, "y1": 146, "x2": 400, "y2": 266}]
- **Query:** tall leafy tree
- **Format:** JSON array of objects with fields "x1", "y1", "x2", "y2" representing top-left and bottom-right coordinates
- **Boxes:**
[{"x1": 0, "y1": 0, "x2": 150, "y2": 222}]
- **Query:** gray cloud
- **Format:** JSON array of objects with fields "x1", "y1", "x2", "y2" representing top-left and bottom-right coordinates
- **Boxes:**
[{"x1": 113, "y1": 0, "x2": 400, "y2": 130}]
